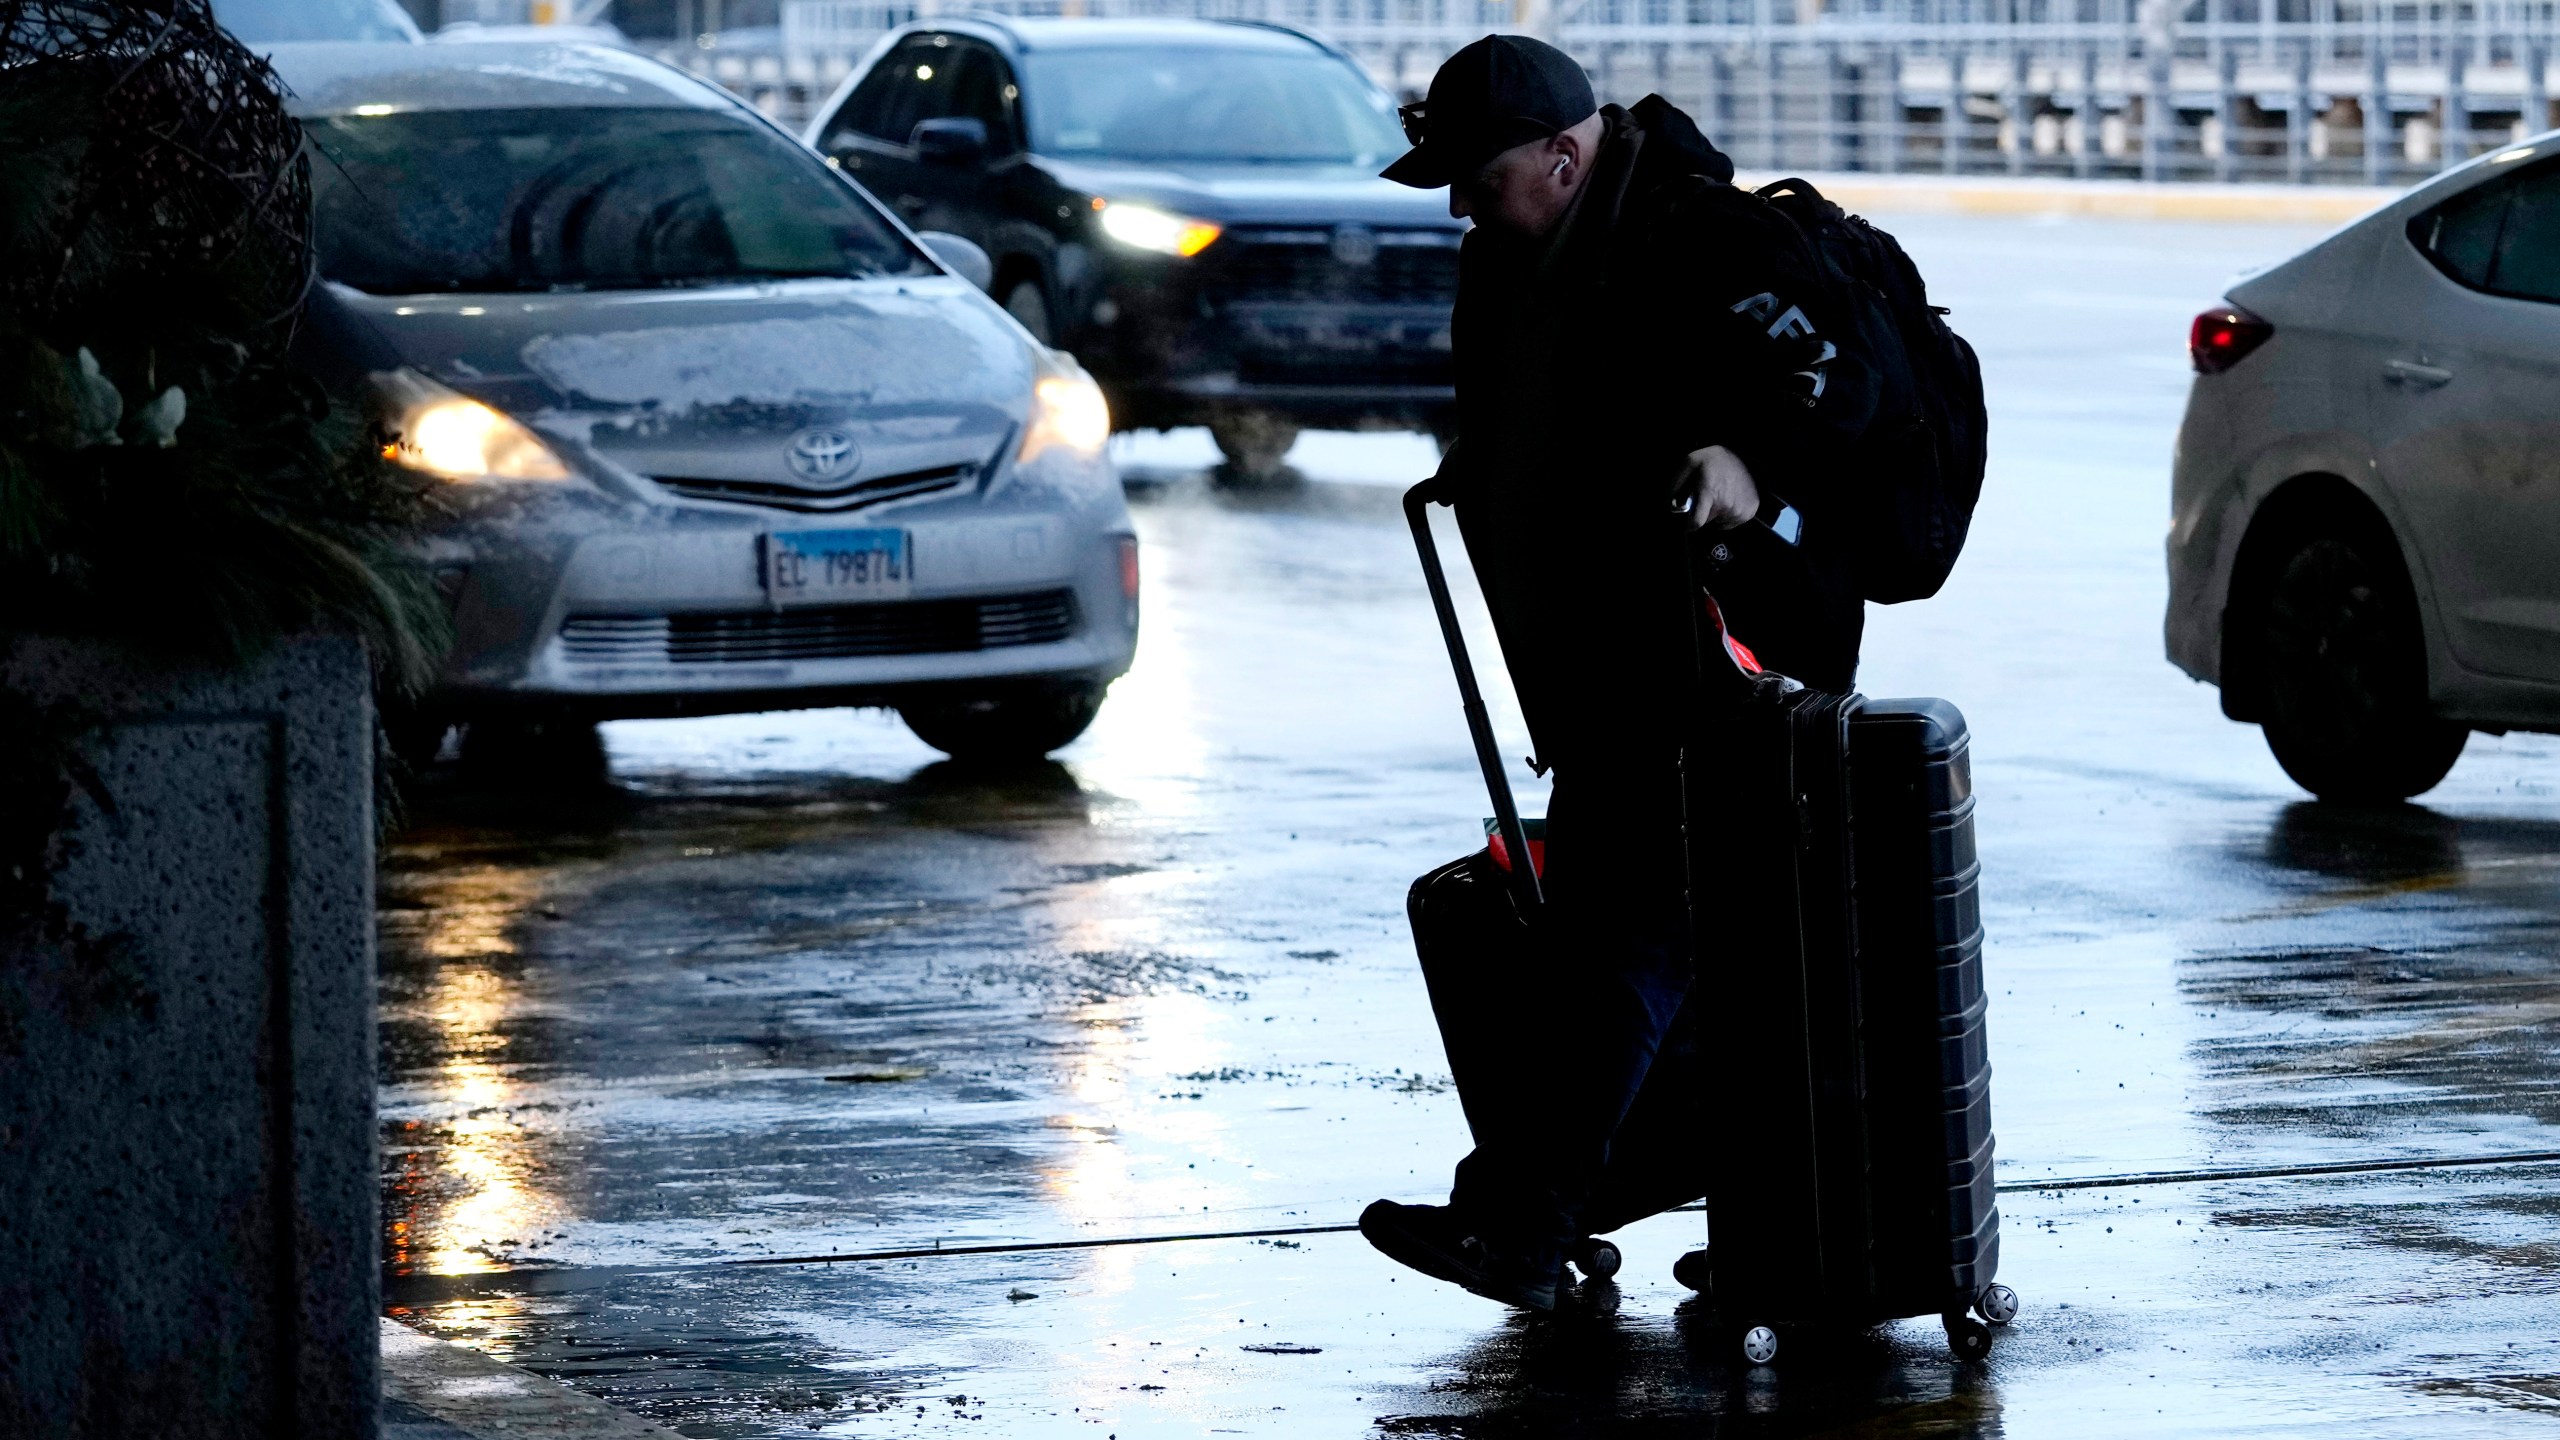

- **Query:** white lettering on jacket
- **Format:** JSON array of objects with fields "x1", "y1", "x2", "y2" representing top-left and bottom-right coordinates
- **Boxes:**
[{"x1": 1730, "y1": 293, "x2": 1832, "y2": 401}]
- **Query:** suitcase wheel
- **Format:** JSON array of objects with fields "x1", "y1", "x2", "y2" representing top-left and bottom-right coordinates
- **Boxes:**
[
  {"x1": 1943, "y1": 1312, "x2": 1993, "y2": 1362},
  {"x1": 1570, "y1": 1237, "x2": 1622, "y2": 1281},
  {"x1": 1975, "y1": 1283, "x2": 2018, "y2": 1326},
  {"x1": 1739, "y1": 1325, "x2": 1780, "y2": 1366},
  {"x1": 1670, "y1": 1247, "x2": 1713, "y2": 1293}
]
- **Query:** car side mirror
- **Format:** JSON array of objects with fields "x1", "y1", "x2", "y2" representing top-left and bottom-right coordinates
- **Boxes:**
[
  {"x1": 912, "y1": 117, "x2": 988, "y2": 166},
  {"x1": 916, "y1": 231, "x2": 993, "y2": 292}
]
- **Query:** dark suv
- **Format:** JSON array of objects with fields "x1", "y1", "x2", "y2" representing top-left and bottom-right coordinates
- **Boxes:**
[{"x1": 805, "y1": 18, "x2": 1463, "y2": 478}]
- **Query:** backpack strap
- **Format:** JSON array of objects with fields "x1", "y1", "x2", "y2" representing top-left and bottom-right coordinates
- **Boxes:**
[{"x1": 1755, "y1": 176, "x2": 1828, "y2": 205}]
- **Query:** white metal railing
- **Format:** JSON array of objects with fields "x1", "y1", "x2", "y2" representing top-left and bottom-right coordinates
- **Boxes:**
[
  {"x1": 775, "y1": 0, "x2": 2560, "y2": 57},
  {"x1": 745, "y1": 0, "x2": 2559, "y2": 181}
]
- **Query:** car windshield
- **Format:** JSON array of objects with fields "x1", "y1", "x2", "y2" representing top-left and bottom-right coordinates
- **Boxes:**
[
  {"x1": 212, "y1": 0, "x2": 420, "y2": 43},
  {"x1": 304, "y1": 106, "x2": 931, "y2": 294},
  {"x1": 1020, "y1": 45, "x2": 1403, "y2": 165}
]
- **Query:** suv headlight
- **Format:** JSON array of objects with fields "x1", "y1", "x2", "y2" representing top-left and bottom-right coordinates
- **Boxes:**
[
  {"x1": 1097, "y1": 201, "x2": 1221, "y2": 258},
  {"x1": 1019, "y1": 350, "x2": 1110, "y2": 464},
  {"x1": 374, "y1": 368, "x2": 572, "y2": 481}
]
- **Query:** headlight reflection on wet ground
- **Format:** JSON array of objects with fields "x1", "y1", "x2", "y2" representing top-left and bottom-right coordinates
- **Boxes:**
[
  {"x1": 382, "y1": 862, "x2": 561, "y2": 1282},
  {"x1": 1061, "y1": 510, "x2": 1209, "y2": 822},
  {"x1": 1042, "y1": 990, "x2": 1242, "y2": 1244}
]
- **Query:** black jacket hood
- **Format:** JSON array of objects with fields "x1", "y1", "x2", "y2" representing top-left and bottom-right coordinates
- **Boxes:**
[{"x1": 1625, "y1": 93, "x2": 1735, "y2": 186}]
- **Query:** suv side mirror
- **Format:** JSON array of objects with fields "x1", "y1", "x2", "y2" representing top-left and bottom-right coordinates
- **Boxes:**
[
  {"x1": 912, "y1": 117, "x2": 988, "y2": 166},
  {"x1": 916, "y1": 232, "x2": 993, "y2": 292}
]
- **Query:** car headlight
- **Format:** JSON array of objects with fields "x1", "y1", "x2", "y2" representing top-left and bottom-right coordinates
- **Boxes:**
[
  {"x1": 1019, "y1": 351, "x2": 1111, "y2": 464},
  {"x1": 1097, "y1": 201, "x2": 1221, "y2": 258},
  {"x1": 373, "y1": 368, "x2": 572, "y2": 481}
]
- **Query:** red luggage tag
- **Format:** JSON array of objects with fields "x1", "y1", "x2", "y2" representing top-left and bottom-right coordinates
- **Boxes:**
[
  {"x1": 1700, "y1": 593, "x2": 1764, "y2": 675},
  {"x1": 1484, "y1": 816, "x2": 1548, "y2": 877}
]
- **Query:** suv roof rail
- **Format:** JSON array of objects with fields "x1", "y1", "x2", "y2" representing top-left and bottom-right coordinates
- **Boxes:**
[
  {"x1": 1215, "y1": 17, "x2": 1353, "y2": 61},
  {"x1": 944, "y1": 11, "x2": 1025, "y2": 44}
]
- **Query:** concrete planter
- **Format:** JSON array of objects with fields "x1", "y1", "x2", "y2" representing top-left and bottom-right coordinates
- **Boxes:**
[{"x1": 0, "y1": 635, "x2": 378, "y2": 1439}]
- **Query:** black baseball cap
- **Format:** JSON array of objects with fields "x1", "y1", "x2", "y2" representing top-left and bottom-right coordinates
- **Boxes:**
[{"x1": 1381, "y1": 34, "x2": 1597, "y2": 189}]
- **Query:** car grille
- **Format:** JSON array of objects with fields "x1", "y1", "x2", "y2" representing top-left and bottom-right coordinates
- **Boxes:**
[
  {"x1": 652, "y1": 462, "x2": 974, "y2": 514},
  {"x1": 1211, "y1": 230, "x2": 1461, "y2": 306},
  {"x1": 559, "y1": 590, "x2": 1079, "y2": 666},
  {"x1": 1237, "y1": 348, "x2": 1454, "y2": 385}
]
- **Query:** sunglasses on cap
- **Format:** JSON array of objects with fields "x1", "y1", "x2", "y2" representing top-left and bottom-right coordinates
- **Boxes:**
[{"x1": 1397, "y1": 102, "x2": 1564, "y2": 159}]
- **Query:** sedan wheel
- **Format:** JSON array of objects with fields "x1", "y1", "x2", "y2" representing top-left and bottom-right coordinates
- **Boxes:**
[
  {"x1": 460, "y1": 712, "x2": 608, "y2": 787},
  {"x1": 1208, "y1": 411, "x2": 1300, "y2": 485},
  {"x1": 901, "y1": 682, "x2": 1105, "y2": 762},
  {"x1": 2257, "y1": 531, "x2": 2467, "y2": 801}
]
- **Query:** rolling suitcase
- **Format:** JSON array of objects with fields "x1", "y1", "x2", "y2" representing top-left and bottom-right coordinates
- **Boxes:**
[
  {"x1": 1401, "y1": 481, "x2": 2012, "y2": 1359},
  {"x1": 1675, "y1": 615, "x2": 2013, "y2": 1364}
]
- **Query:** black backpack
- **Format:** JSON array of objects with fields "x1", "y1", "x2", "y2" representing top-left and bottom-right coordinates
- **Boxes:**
[{"x1": 1756, "y1": 178, "x2": 1988, "y2": 605}]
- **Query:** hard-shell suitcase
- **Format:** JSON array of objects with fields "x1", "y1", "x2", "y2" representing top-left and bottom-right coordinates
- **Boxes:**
[
  {"x1": 1676, "y1": 665, "x2": 2013, "y2": 1364},
  {"x1": 1401, "y1": 480, "x2": 2012, "y2": 1360}
]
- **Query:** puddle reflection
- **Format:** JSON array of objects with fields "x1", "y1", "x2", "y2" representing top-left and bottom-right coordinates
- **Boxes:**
[
  {"x1": 2240, "y1": 800, "x2": 2560, "y2": 922},
  {"x1": 383, "y1": 861, "x2": 557, "y2": 1279},
  {"x1": 1383, "y1": 1298, "x2": 2006, "y2": 1436},
  {"x1": 2261, "y1": 801, "x2": 2464, "y2": 887},
  {"x1": 379, "y1": 728, "x2": 1170, "y2": 1293}
]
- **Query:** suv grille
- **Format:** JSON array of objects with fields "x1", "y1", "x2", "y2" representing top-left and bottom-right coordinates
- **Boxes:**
[
  {"x1": 654, "y1": 463, "x2": 974, "y2": 514},
  {"x1": 560, "y1": 590, "x2": 1078, "y2": 666},
  {"x1": 1237, "y1": 348, "x2": 1453, "y2": 385},
  {"x1": 1212, "y1": 230, "x2": 1461, "y2": 306}
]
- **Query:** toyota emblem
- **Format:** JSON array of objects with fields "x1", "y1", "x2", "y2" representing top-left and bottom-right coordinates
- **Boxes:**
[
  {"x1": 1330, "y1": 225, "x2": 1379, "y2": 267},
  {"x1": 786, "y1": 427, "x2": 861, "y2": 482}
]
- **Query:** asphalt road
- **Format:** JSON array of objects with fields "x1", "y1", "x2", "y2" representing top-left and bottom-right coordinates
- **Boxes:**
[{"x1": 379, "y1": 211, "x2": 2560, "y2": 1438}]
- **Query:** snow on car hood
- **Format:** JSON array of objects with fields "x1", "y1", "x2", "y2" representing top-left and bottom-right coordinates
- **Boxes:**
[
  {"x1": 336, "y1": 276, "x2": 1037, "y2": 487},
  {"x1": 342, "y1": 276, "x2": 1029, "y2": 411},
  {"x1": 517, "y1": 297, "x2": 1025, "y2": 411}
]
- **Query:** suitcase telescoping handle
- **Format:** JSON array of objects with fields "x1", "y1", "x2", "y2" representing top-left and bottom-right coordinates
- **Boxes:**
[{"x1": 1403, "y1": 482, "x2": 1544, "y2": 914}]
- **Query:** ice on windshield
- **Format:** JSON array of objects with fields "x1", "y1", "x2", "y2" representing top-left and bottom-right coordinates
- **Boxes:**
[
  {"x1": 304, "y1": 107, "x2": 931, "y2": 294},
  {"x1": 1022, "y1": 46, "x2": 1402, "y2": 166}
]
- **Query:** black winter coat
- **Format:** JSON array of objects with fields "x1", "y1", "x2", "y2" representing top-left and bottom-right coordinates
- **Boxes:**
[{"x1": 1438, "y1": 96, "x2": 1874, "y2": 770}]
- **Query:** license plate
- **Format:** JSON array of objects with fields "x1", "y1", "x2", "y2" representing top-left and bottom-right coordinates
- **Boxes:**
[{"x1": 761, "y1": 528, "x2": 911, "y2": 604}]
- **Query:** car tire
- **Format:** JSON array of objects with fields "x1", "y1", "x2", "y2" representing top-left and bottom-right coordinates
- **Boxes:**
[
  {"x1": 1208, "y1": 411, "x2": 1299, "y2": 484},
  {"x1": 900, "y1": 682, "x2": 1105, "y2": 762},
  {"x1": 382, "y1": 701, "x2": 453, "y2": 774},
  {"x1": 2256, "y1": 529, "x2": 2468, "y2": 801},
  {"x1": 461, "y1": 712, "x2": 608, "y2": 786},
  {"x1": 1003, "y1": 279, "x2": 1053, "y2": 345}
]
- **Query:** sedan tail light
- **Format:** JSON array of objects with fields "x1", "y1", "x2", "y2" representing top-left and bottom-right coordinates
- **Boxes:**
[
  {"x1": 1116, "y1": 534, "x2": 1140, "y2": 629},
  {"x1": 2190, "y1": 304, "x2": 2274, "y2": 374}
]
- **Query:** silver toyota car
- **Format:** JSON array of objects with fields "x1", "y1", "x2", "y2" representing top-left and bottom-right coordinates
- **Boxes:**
[
  {"x1": 2168, "y1": 131, "x2": 2560, "y2": 801},
  {"x1": 275, "y1": 41, "x2": 1137, "y2": 764}
]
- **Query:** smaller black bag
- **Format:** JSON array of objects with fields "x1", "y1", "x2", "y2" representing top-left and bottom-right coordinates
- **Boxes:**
[{"x1": 1756, "y1": 177, "x2": 1989, "y2": 604}]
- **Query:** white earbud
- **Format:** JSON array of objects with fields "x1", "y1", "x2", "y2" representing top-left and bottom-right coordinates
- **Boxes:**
[{"x1": 1550, "y1": 156, "x2": 1571, "y2": 178}]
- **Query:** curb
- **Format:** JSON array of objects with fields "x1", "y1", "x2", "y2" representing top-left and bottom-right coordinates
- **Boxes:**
[
  {"x1": 1733, "y1": 170, "x2": 2402, "y2": 224},
  {"x1": 382, "y1": 1319, "x2": 681, "y2": 1439}
]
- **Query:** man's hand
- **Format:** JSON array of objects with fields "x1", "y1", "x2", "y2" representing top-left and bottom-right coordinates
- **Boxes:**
[{"x1": 1671, "y1": 445, "x2": 1761, "y2": 530}]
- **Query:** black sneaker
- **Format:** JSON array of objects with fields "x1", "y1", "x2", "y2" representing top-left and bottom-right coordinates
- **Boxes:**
[{"x1": 1359, "y1": 1200, "x2": 1558, "y2": 1312}]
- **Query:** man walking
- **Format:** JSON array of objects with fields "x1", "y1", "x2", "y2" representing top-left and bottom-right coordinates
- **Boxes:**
[{"x1": 1359, "y1": 35, "x2": 1874, "y2": 1310}]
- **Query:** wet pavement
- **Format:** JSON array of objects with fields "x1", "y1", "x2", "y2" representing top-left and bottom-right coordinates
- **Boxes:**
[{"x1": 378, "y1": 212, "x2": 2560, "y2": 1437}]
